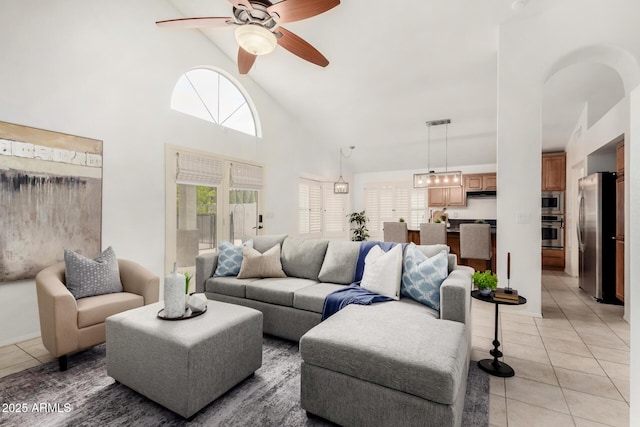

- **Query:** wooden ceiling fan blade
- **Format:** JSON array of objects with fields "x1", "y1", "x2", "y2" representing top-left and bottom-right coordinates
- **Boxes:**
[
  {"x1": 155, "y1": 17, "x2": 232, "y2": 29},
  {"x1": 267, "y1": 0, "x2": 340, "y2": 24},
  {"x1": 238, "y1": 47, "x2": 257, "y2": 74},
  {"x1": 277, "y1": 27, "x2": 329, "y2": 67}
]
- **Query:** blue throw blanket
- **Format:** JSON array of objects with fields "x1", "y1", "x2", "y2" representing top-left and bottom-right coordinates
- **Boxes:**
[{"x1": 321, "y1": 241, "x2": 400, "y2": 321}]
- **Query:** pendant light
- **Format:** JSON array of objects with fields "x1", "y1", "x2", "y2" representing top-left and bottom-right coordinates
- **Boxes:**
[
  {"x1": 334, "y1": 146, "x2": 355, "y2": 194},
  {"x1": 413, "y1": 119, "x2": 463, "y2": 188}
]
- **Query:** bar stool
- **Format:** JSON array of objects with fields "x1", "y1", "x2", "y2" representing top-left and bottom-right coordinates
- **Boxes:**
[
  {"x1": 459, "y1": 223, "x2": 492, "y2": 270},
  {"x1": 383, "y1": 222, "x2": 408, "y2": 243},
  {"x1": 419, "y1": 223, "x2": 447, "y2": 245}
]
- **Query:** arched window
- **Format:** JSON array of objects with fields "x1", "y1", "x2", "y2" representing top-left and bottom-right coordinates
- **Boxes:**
[{"x1": 171, "y1": 68, "x2": 259, "y2": 137}]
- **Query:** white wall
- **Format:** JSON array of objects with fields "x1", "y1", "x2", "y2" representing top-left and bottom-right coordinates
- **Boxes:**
[
  {"x1": 352, "y1": 164, "x2": 497, "y2": 220},
  {"x1": 565, "y1": 96, "x2": 629, "y2": 320},
  {"x1": 0, "y1": 0, "x2": 334, "y2": 346},
  {"x1": 497, "y1": 0, "x2": 640, "y2": 320}
]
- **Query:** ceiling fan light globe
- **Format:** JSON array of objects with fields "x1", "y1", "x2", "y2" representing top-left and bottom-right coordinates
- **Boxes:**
[{"x1": 235, "y1": 24, "x2": 277, "y2": 56}]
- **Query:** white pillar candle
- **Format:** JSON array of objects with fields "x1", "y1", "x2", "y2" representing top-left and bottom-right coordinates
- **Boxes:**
[{"x1": 164, "y1": 263, "x2": 186, "y2": 318}]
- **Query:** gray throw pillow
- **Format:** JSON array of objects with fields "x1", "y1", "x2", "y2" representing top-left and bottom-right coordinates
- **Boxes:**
[
  {"x1": 318, "y1": 240, "x2": 360, "y2": 284},
  {"x1": 64, "y1": 246, "x2": 123, "y2": 299},
  {"x1": 281, "y1": 237, "x2": 329, "y2": 281}
]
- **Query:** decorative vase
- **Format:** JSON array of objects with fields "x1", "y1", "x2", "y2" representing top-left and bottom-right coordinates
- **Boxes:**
[
  {"x1": 479, "y1": 288, "x2": 491, "y2": 296},
  {"x1": 164, "y1": 262, "x2": 186, "y2": 318}
]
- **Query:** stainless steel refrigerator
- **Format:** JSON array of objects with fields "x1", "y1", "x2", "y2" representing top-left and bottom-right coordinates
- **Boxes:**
[{"x1": 577, "y1": 172, "x2": 617, "y2": 303}]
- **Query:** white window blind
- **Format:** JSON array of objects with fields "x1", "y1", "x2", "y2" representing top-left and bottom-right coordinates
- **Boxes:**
[
  {"x1": 230, "y1": 162, "x2": 263, "y2": 189},
  {"x1": 176, "y1": 152, "x2": 223, "y2": 186},
  {"x1": 323, "y1": 183, "x2": 347, "y2": 234}
]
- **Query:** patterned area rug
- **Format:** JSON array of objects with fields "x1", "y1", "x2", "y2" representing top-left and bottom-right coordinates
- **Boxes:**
[{"x1": 0, "y1": 336, "x2": 489, "y2": 426}]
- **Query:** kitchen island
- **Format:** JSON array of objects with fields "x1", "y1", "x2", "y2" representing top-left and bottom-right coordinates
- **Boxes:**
[{"x1": 408, "y1": 220, "x2": 497, "y2": 273}]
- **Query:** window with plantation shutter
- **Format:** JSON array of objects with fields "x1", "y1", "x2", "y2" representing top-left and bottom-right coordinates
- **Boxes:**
[
  {"x1": 364, "y1": 183, "x2": 426, "y2": 239},
  {"x1": 410, "y1": 188, "x2": 427, "y2": 229},
  {"x1": 176, "y1": 152, "x2": 224, "y2": 186},
  {"x1": 323, "y1": 183, "x2": 347, "y2": 236},
  {"x1": 298, "y1": 179, "x2": 322, "y2": 236},
  {"x1": 298, "y1": 179, "x2": 348, "y2": 238}
]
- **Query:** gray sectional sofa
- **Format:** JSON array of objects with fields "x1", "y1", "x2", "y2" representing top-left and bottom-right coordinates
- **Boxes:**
[{"x1": 196, "y1": 235, "x2": 474, "y2": 427}]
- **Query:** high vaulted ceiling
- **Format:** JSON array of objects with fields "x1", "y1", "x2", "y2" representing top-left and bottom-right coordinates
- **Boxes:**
[{"x1": 164, "y1": 0, "x2": 626, "y2": 173}]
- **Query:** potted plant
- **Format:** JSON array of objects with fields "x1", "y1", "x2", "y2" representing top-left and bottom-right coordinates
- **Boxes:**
[
  {"x1": 398, "y1": 217, "x2": 405, "y2": 223},
  {"x1": 347, "y1": 210, "x2": 370, "y2": 241},
  {"x1": 473, "y1": 270, "x2": 498, "y2": 296}
]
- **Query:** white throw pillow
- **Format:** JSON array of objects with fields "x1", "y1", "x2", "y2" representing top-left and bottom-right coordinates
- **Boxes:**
[{"x1": 360, "y1": 244, "x2": 403, "y2": 300}]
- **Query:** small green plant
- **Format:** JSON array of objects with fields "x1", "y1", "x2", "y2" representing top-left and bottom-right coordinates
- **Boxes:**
[
  {"x1": 399, "y1": 217, "x2": 405, "y2": 222},
  {"x1": 434, "y1": 218, "x2": 442, "y2": 223},
  {"x1": 182, "y1": 271, "x2": 193, "y2": 294},
  {"x1": 347, "y1": 210, "x2": 370, "y2": 241},
  {"x1": 472, "y1": 270, "x2": 498, "y2": 291}
]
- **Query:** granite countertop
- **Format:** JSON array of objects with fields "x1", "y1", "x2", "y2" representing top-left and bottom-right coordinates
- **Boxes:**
[
  {"x1": 446, "y1": 226, "x2": 497, "y2": 234},
  {"x1": 409, "y1": 219, "x2": 497, "y2": 234}
]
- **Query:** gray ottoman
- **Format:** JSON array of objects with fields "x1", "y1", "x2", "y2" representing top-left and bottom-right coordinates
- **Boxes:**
[
  {"x1": 300, "y1": 302, "x2": 470, "y2": 427},
  {"x1": 106, "y1": 301, "x2": 262, "y2": 418}
]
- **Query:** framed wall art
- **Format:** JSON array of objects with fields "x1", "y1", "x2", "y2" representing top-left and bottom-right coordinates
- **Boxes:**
[{"x1": 0, "y1": 121, "x2": 102, "y2": 282}]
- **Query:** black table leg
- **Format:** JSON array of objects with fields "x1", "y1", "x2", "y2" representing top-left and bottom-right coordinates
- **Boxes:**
[{"x1": 477, "y1": 301, "x2": 515, "y2": 377}]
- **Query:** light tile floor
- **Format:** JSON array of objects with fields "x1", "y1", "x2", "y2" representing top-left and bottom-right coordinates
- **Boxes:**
[
  {"x1": 0, "y1": 270, "x2": 630, "y2": 426},
  {"x1": 476, "y1": 270, "x2": 630, "y2": 427}
]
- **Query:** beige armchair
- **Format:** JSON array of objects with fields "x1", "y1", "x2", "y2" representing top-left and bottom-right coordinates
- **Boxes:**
[{"x1": 35, "y1": 259, "x2": 159, "y2": 371}]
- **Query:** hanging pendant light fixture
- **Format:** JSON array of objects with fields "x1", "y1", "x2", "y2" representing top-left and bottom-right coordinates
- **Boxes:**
[
  {"x1": 334, "y1": 146, "x2": 355, "y2": 194},
  {"x1": 413, "y1": 119, "x2": 463, "y2": 188}
]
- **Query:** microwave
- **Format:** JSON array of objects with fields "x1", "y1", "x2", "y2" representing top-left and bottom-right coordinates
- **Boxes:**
[{"x1": 541, "y1": 191, "x2": 564, "y2": 215}]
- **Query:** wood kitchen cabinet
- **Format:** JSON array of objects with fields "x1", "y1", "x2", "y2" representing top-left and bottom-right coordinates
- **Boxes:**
[
  {"x1": 464, "y1": 173, "x2": 496, "y2": 191},
  {"x1": 428, "y1": 186, "x2": 466, "y2": 207},
  {"x1": 615, "y1": 140, "x2": 624, "y2": 301},
  {"x1": 541, "y1": 152, "x2": 566, "y2": 191},
  {"x1": 542, "y1": 249, "x2": 565, "y2": 270}
]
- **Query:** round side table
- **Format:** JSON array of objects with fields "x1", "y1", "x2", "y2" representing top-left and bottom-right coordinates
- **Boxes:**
[{"x1": 471, "y1": 290, "x2": 527, "y2": 377}]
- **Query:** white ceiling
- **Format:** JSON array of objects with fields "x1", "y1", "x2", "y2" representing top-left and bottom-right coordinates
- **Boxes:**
[{"x1": 164, "y1": 0, "x2": 625, "y2": 173}]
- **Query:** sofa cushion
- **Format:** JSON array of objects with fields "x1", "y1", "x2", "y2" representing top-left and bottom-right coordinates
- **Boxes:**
[
  {"x1": 77, "y1": 292, "x2": 143, "y2": 328},
  {"x1": 318, "y1": 241, "x2": 360, "y2": 285},
  {"x1": 293, "y1": 283, "x2": 347, "y2": 313},
  {"x1": 245, "y1": 278, "x2": 318, "y2": 307},
  {"x1": 249, "y1": 234, "x2": 288, "y2": 254},
  {"x1": 214, "y1": 240, "x2": 253, "y2": 277},
  {"x1": 401, "y1": 244, "x2": 449, "y2": 310},
  {"x1": 238, "y1": 244, "x2": 287, "y2": 279},
  {"x1": 205, "y1": 276, "x2": 260, "y2": 298},
  {"x1": 281, "y1": 237, "x2": 329, "y2": 281},
  {"x1": 360, "y1": 244, "x2": 403, "y2": 300},
  {"x1": 64, "y1": 246, "x2": 123, "y2": 299},
  {"x1": 299, "y1": 302, "x2": 468, "y2": 405}
]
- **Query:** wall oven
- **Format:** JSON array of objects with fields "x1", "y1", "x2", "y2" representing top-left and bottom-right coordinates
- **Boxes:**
[
  {"x1": 542, "y1": 191, "x2": 564, "y2": 215},
  {"x1": 542, "y1": 215, "x2": 564, "y2": 249}
]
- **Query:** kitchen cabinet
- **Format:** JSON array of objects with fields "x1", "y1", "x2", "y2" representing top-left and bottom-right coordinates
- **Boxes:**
[
  {"x1": 428, "y1": 186, "x2": 466, "y2": 207},
  {"x1": 542, "y1": 249, "x2": 565, "y2": 270},
  {"x1": 464, "y1": 173, "x2": 496, "y2": 191},
  {"x1": 541, "y1": 153, "x2": 566, "y2": 191},
  {"x1": 615, "y1": 140, "x2": 624, "y2": 301},
  {"x1": 617, "y1": 142, "x2": 624, "y2": 175}
]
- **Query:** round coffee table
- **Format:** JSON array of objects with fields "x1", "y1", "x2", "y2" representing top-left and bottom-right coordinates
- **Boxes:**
[{"x1": 471, "y1": 289, "x2": 527, "y2": 377}]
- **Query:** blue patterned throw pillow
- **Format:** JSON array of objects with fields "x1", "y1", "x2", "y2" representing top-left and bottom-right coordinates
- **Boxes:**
[
  {"x1": 214, "y1": 240, "x2": 253, "y2": 277},
  {"x1": 401, "y1": 243, "x2": 448, "y2": 310}
]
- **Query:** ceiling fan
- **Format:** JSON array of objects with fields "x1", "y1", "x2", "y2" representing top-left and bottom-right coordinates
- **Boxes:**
[{"x1": 156, "y1": 0, "x2": 340, "y2": 74}]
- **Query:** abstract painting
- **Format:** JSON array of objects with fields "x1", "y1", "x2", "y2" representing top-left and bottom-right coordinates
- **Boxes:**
[{"x1": 0, "y1": 121, "x2": 102, "y2": 282}]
